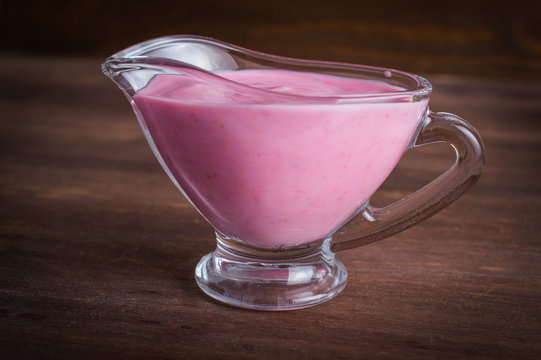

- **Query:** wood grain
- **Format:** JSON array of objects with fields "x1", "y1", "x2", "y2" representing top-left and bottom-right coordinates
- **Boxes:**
[{"x1": 0, "y1": 56, "x2": 540, "y2": 359}]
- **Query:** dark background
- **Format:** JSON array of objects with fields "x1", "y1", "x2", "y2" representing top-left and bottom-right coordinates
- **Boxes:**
[{"x1": 1, "y1": 0, "x2": 540, "y2": 79}]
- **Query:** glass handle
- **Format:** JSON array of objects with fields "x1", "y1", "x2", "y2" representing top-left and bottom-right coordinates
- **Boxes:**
[{"x1": 331, "y1": 110, "x2": 485, "y2": 252}]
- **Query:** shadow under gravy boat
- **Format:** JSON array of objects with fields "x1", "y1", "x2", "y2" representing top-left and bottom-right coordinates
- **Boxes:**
[{"x1": 102, "y1": 35, "x2": 484, "y2": 310}]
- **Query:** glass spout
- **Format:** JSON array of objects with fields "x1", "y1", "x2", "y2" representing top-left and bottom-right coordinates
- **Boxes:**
[{"x1": 101, "y1": 36, "x2": 242, "y2": 97}]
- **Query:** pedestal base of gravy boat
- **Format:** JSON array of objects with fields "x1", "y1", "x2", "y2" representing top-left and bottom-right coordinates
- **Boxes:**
[{"x1": 195, "y1": 235, "x2": 347, "y2": 310}]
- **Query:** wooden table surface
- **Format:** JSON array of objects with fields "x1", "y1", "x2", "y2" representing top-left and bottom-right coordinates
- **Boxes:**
[{"x1": 1, "y1": 56, "x2": 540, "y2": 359}]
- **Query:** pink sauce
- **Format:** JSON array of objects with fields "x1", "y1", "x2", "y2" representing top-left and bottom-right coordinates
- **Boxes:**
[{"x1": 133, "y1": 69, "x2": 428, "y2": 247}]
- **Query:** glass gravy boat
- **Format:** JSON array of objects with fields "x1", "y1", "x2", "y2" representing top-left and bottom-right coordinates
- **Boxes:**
[{"x1": 102, "y1": 35, "x2": 484, "y2": 310}]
